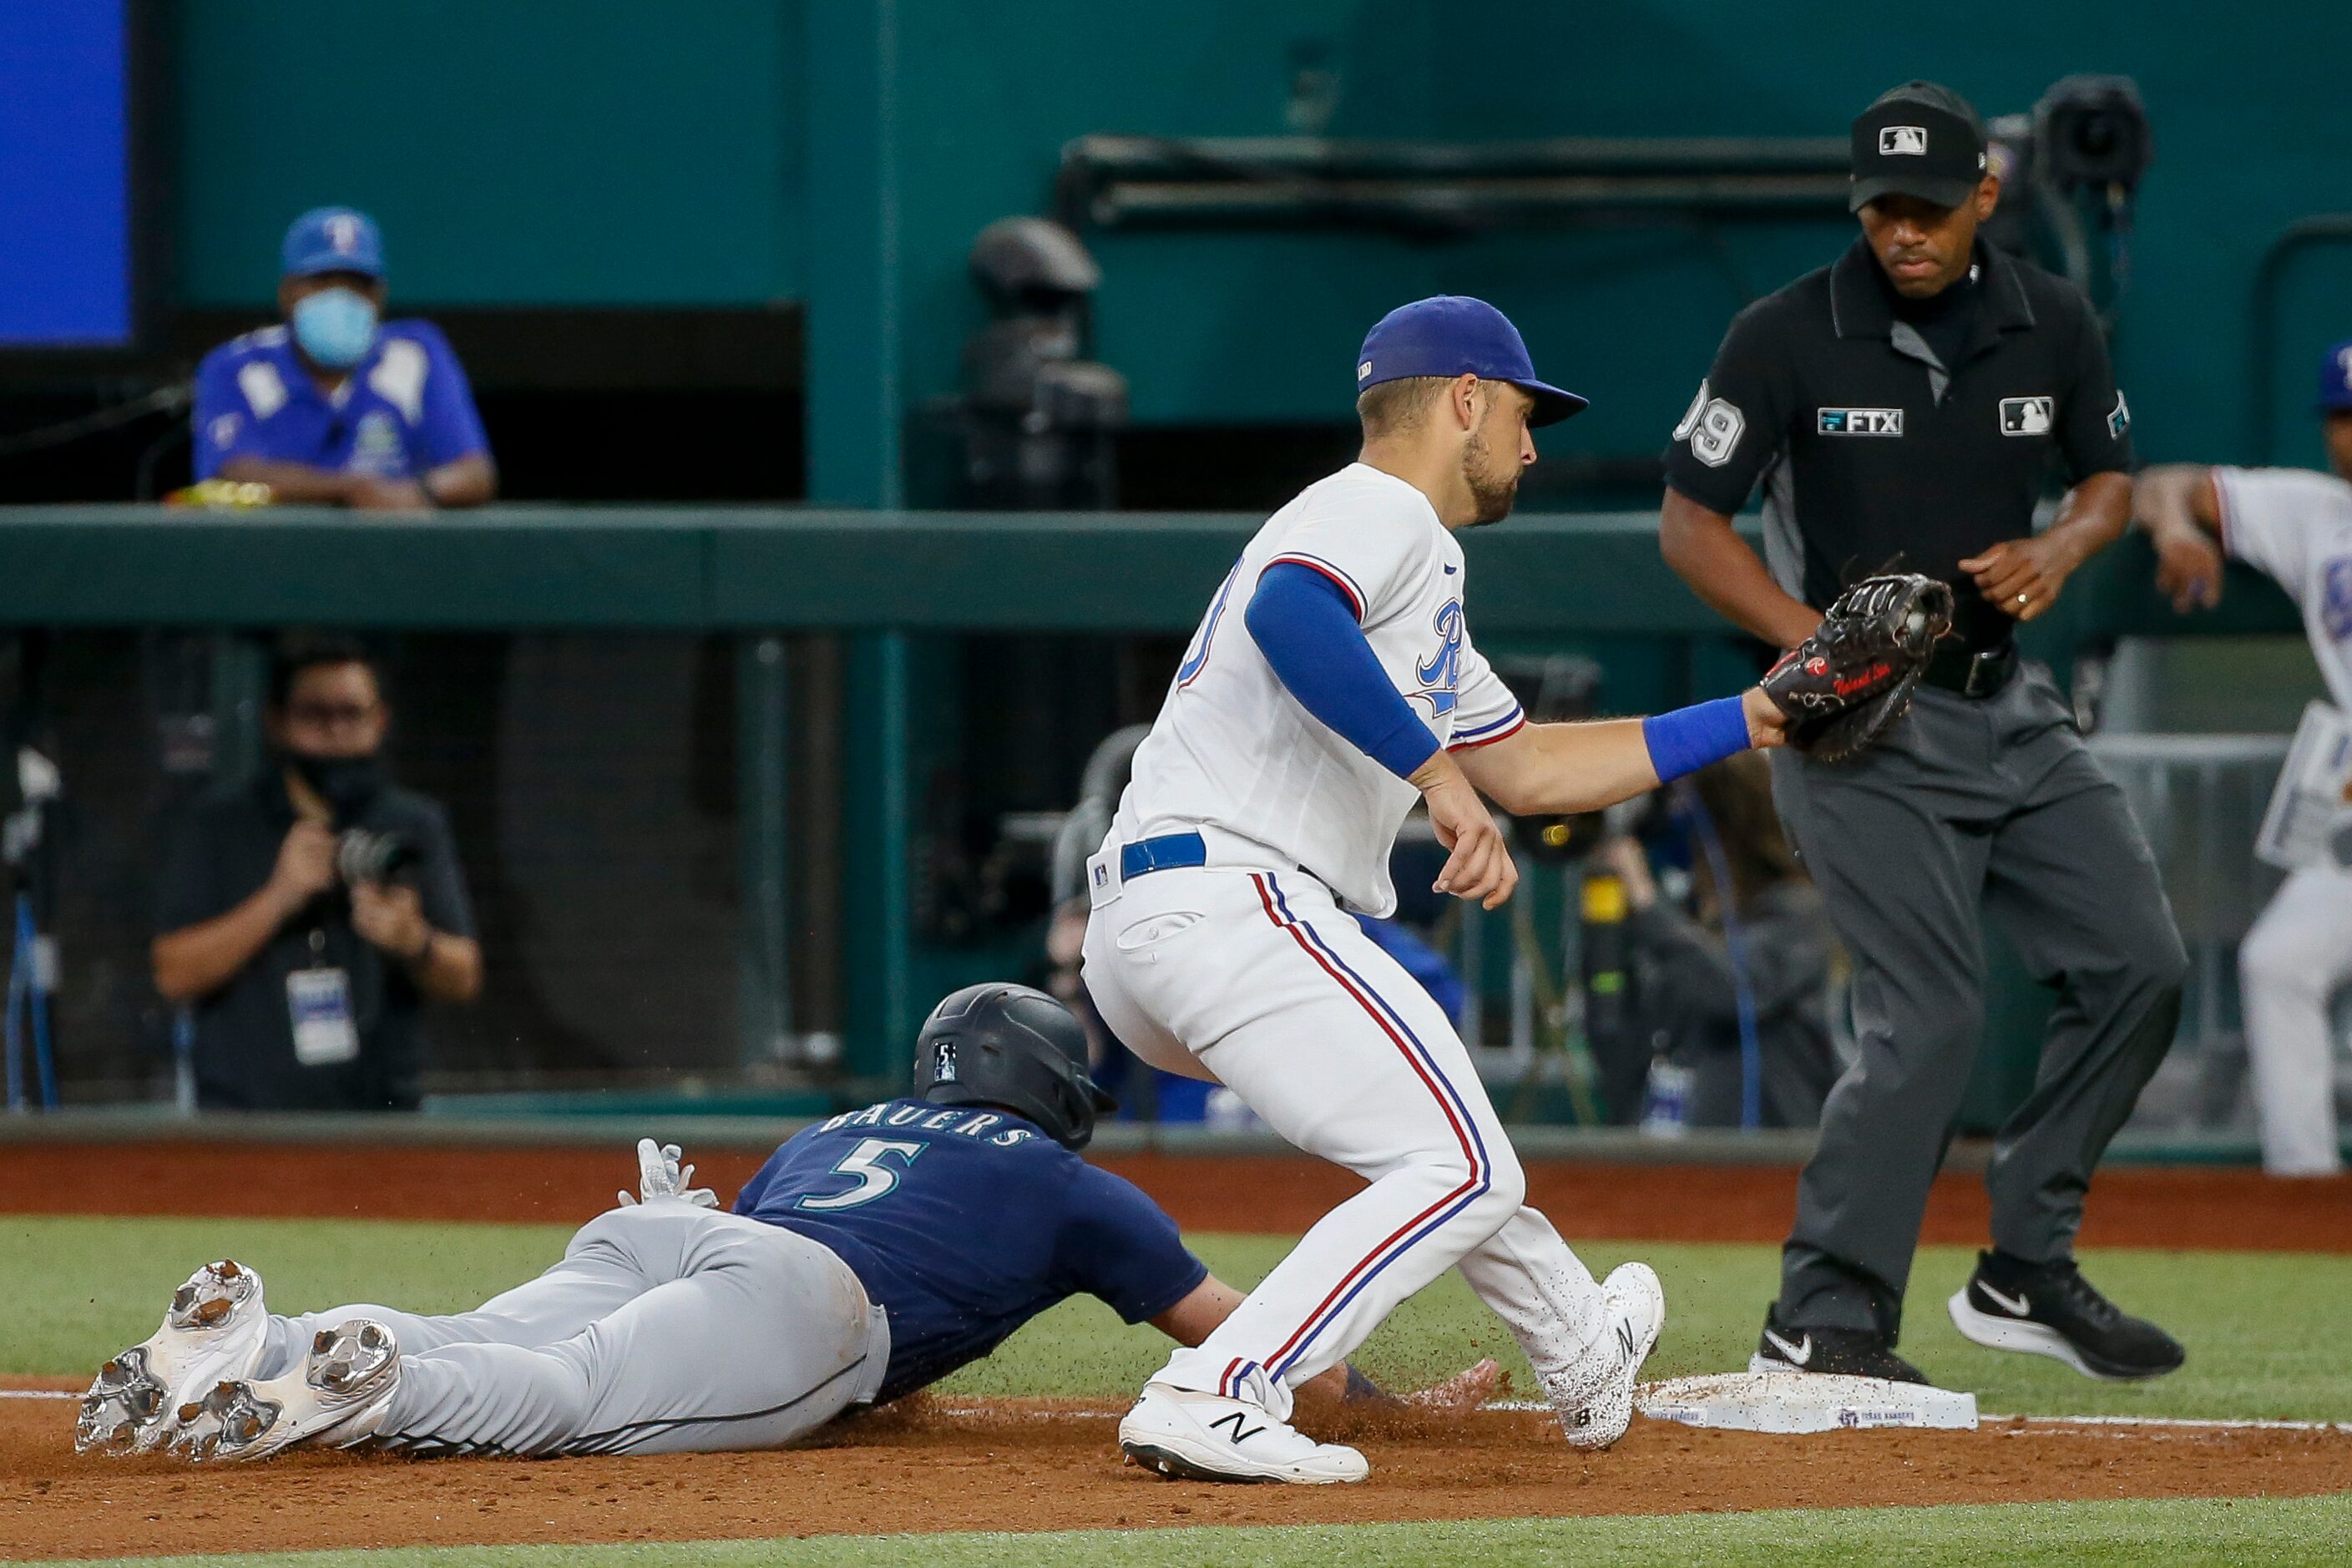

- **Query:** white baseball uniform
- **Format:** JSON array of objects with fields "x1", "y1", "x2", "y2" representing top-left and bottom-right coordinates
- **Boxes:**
[
  {"x1": 2215, "y1": 465, "x2": 2352, "y2": 1175},
  {"x1": 1083, "y1": 463, "x2": 1613, "y2": 1423}
]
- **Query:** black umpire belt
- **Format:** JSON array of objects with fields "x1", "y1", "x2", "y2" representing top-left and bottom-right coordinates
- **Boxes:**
[{"x1": 1921, "y1": 641, "x2": 2019, "y2": 699}]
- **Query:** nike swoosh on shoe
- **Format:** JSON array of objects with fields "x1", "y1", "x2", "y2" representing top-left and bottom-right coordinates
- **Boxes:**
[
  {"x1": 1976, "y1": 1282, "x2": 2034, "y2": 1317},
  {"x1": 1764, "y1": 1330, "x2": 1813, "y2": 1367}
]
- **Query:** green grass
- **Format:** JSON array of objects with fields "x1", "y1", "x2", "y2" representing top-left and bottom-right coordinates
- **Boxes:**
[
  {"x1": 18, "y1": 1495, "x2": 2352, "y2": 1568},
  {"x1": 8, "y1": 1214, "x2": 2350, "y2": 1421}
]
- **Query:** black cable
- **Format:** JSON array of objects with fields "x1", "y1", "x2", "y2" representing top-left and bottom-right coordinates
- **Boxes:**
[{"x1": 0, "y1": 382, "x2": 191, "y2": 462}]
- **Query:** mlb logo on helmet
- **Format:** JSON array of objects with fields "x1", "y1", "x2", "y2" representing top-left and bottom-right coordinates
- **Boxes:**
[
  {"x1": 935, "y1": 1041, "x2": 959, "y2": 1084},
  {"x1": 1879, "y1": 125, "x2": 1929, "y2": 155}
]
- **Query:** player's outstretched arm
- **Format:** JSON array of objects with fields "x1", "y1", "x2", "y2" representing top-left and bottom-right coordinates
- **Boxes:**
[
  {"x1": 1455, "y1": 689, "x2": 1784, "y2": 819},
  {"x1": 2132, "y1": 463, "x2": 2226, "y2": 612}
]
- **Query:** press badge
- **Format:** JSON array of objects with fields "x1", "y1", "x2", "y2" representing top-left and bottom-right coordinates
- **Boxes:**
[{"x1": 287, "y1": 968, "x2": 360, "y2": 1066}]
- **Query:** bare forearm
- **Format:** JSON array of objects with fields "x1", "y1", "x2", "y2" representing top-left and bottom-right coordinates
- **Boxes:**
[
  {"x1": 1468, "y1": 720, "x2": 1660, "y2": 817},
  {"x1": 216, "y1": 457, "x2": 361, "y2": 505},
  {"x1": 2038, "y1": 471, "x2": 2133, "y2": 570},
  {"x1": 154, "y1": 887, "x2": 297, "y2": 1002},
  {"x1": 406, "y1": 932, "x2": 482, "y2": 1003},
  {"x1": 423, "y1": 454, "x2": 496, "y2": 508},
  {"x1": 1660, "y1": 488, "x2": 1818, "y2": 650},
  {"x1": 2133, "y1": 464, "x2": 2220, "y2": 540}
]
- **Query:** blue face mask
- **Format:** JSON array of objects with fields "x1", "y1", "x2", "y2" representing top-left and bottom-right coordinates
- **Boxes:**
[{"x1": 291, "y1": 287, "x2": 379, "y2": 369}]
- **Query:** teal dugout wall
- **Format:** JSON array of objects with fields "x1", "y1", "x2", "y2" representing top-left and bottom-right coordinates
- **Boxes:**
[
  {"x1": 158, "y1": 3, "x2": 2343, "y2": 1111},
  {"x1": 176, "y1": 3, "x2": 2352, "y2": 467}
]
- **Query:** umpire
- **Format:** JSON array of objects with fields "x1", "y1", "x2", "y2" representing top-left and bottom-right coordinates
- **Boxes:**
[{"x1": 1657, "y1": 81, "x2": 2188, "y2": 1383}]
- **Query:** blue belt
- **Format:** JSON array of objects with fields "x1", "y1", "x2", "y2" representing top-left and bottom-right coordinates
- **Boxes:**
[{"x1": 1120, "y1": 831, "x2": 1207, "y2": 881}]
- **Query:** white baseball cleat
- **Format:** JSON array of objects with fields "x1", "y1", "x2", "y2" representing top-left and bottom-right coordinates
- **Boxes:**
[
  {"x1": 78, "y1": 1260, "x2": 271, "y2": 1455},
  {"x1": 1117, "y1": 1382, "x2": 1368, "y2": 1485},
  {"x1": 1550, "y1": 1261, "x2": 1667, "y2": 1452},
  {"x1": 173, "y1": 1318, "x2": 400, "y2": 1463}
]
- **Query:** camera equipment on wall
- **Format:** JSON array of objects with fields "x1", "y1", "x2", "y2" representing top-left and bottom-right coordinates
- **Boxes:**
[
  {"x1": 952, "y1": 217, "x2": 1129, "y2": 510},
  {"x1": 1985, "y1": 75, "x2": 2153, "y2": 325}
]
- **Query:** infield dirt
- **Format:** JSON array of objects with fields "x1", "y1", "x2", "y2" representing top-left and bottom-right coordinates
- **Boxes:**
[
  {"x1": 8, "y1": 1389, "x2": 2352, "y2": 1561},
  {"x1": 9, "y1": 1146, "x2": 2349, "y2": 1560}
]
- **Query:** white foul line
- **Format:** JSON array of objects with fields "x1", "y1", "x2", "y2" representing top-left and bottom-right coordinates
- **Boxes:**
[{"x1": 10, "y1": 1388, "x2": 2349, "y2": 1435}]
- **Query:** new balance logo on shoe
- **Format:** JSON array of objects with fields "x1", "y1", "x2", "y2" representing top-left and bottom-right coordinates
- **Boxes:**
[
  {"x1": 1616, "y1": 1323, "x2": 1637, "y2": 1360},
  {"x1": 1976, "y1": 1282, "x2": 2034, "y2": 1318},
  {"x1": 1207, "y1": 1410, "x2": 1266, "y2": 1445},
  {"x1": 1764, "y1": 1329, "x2": 1813, "y2": 1367}
]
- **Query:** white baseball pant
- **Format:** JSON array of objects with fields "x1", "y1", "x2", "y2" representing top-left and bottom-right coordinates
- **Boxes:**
[
  {"x1": 1083, "y1": 857, "x2": 1607, "y2": 1420},
  {"x1": 2238, "y1": 860, "x2": 2352, "y2": 1176},
  {"x1": 258, "y1": 1203, "x2": 889, "y2": 1455}
]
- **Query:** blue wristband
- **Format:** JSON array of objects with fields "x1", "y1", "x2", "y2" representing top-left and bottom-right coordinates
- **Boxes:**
[{"x1": 1641, "y1": 695, "x2": 1752, "y2": 785}]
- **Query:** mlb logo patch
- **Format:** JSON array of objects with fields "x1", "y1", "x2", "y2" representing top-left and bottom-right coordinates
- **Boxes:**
[
  {"x1": 1819, "y1": 407, "x2": 1904, "y2": 436},
  {"x1": 934, "y1": 1041, "x2": 959, "y2": 1084},
  {"x1": 1879, "y1": 125, "x2": 1929, "y2": 156},
  {"x1": 2000, "y1": 397, "x2": 2054, "y2": 436}
]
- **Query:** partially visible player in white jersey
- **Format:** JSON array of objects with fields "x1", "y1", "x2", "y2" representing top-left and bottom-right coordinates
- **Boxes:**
[
  {"x1": 2135, "y1": 337, "x2": 2352, "y2": 1177},
  {"x1": 1086, "y1": 296, "x2": 1798, "y2": 1485}
]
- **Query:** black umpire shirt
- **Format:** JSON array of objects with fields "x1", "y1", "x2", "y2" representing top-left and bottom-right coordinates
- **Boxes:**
[
  {"x1": 1664, "y1": 237, "x2": 2134, "y2": 650},
  {"x1": 155, "y1": 769, "x2": 476, "y2": 1111}
]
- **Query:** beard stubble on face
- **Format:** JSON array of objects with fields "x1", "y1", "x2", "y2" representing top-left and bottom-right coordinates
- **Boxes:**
[{"x1": 1461, "y1": 425, "x2": 1520, "y2": 526}]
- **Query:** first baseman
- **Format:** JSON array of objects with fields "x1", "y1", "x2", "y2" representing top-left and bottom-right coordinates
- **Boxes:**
[
  {"x1": 79, "y1": 985, "x2": 1486, "y2": 1462},
  {"x1": 2134, "y1": 337, "x2": 2352, "y2": 1176},
  {"x1": 1085, "y1": 296, "x2": 1809, "y2": 1485}
]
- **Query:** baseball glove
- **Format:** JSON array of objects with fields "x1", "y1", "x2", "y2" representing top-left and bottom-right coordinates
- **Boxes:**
[{"x1": 1761, "y1": 573, "x2": 1954, "y2": 761}]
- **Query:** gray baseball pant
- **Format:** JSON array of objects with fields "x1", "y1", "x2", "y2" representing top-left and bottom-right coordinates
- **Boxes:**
[
  {"x1": 255, "y1": 1201, "x2": 890, "y2": 1456},
  {"x1": 1769, "y1": 669, "x2": 2188, "y2": 1338}
]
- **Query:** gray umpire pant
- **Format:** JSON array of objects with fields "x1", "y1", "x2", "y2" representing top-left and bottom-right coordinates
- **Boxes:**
[
  {"x1": 256, "y1": 1201, "x2": 890, "y2": 1456},
  {"x1": 1769, "y1": 667, "x2": 2187, "y2": 1339}
]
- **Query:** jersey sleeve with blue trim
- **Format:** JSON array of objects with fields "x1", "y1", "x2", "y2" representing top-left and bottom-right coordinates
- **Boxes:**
[
  {"x1": 1443, "y1": 636, "x2": 1525, "y2": 751},
  {"x1": 1052, "y1": 1163, "x2": 1209, "y2": 1323},
  {"x1": 1262, "y1": 483, "x2": 1436, "y2": 625},
  {"x1": 2215, "y1": 466, "x2": 2340, "y2": 591}
]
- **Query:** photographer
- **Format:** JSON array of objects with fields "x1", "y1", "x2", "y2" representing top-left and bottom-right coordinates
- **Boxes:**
[
  {"x1": 153, "y1": 637, "x2": 479, "y2": 1110},
  {"x1": 1596, "y1": 752, "x2": 1839, "y2": 1130}
]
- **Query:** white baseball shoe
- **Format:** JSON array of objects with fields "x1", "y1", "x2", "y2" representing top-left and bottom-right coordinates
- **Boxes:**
[
  {"x1": 78, "y1": 1261, "x2": 271, "y2": 1455},
  {"x1": 1118, "y1": 1383, "x2": 1368, "y2": 1485},
  {"x1": 173, "y1": 1318, "x2": 400, "y2": 1463},
  {"x1": 1550, "y1": 1261, "x2": 1666, "y2": 1452}
]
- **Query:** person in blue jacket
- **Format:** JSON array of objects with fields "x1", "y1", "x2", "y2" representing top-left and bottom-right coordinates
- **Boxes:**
[{"x1": 191, "y1": 206, "x2": 494, "y2": 509}]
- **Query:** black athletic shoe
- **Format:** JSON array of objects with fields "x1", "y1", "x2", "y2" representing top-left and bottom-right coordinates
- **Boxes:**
[
  {"x1": 1947, "y1": 1250, "x2": 2185, "y2": 1382},
  {"x1": 1748, "y1": 1304, "x2": 1927, "y2": 1383}
]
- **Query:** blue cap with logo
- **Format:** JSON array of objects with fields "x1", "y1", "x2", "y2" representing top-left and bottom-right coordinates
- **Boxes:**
[
  {"x1": 2320, "y1": 339, "x2": 2352, "y2": 414},
  {"x1": 1356, "y1": 296, "x2": 1588, "y2": 427},
  {"x1": 281, "y1": 206, "x2": 387, "y2": 281}
]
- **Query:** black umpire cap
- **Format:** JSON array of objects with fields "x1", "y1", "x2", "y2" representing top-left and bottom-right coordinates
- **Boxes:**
[{"x1": 1849, "y1": 82, "x2": 1990, "y2": 213}]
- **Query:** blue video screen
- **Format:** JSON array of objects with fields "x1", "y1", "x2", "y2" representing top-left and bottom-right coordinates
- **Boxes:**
[{"x1": 0, "y1": 0, "x2": 133, "y2": 346}]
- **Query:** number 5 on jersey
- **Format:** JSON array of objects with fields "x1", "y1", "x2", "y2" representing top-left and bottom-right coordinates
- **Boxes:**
[{"x1": 797, "y1": 1138, "x2": 925, "y2": 1211}]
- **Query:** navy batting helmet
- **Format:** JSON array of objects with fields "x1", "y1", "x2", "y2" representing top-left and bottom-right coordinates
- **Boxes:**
[{"x1": 913, "y1": 983, "x2": 1116, "y2": 1150}]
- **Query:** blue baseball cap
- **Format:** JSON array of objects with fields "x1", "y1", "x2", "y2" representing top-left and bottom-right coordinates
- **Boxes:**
[
  {"x1": 281, "y1": 206, "x2": 386, "y2": 281},
  {"x1": 1355, "y1": 296, "x2": 1588, "y2": 427},
  {"x1": 2321, "y1": 339, "x2": 2352, "y2": 414}
]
